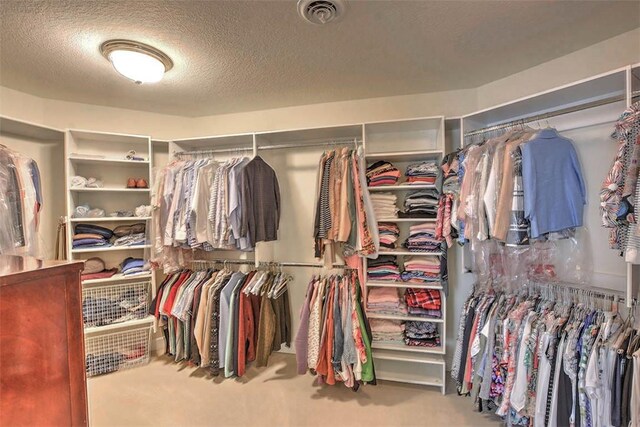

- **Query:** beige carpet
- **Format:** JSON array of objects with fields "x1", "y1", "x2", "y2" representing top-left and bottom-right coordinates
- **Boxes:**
[{"x1": 88, "y1": 353, "x2": 500, "y2": 427}]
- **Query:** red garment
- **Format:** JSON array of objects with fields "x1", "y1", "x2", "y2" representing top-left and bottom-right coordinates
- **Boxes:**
[
  {"x1": 404, "y1": 288, "x2": 441, "y2": 310},
  {"x1": 81, "y1": 268, "x2": 117, "y2": 280},
  {"x1": 315, "y1": 281, "x2": 336, "y2": 385},
  {"x1": 162, "y1": 271, "x2": 189, "y2": 315},
  {"x1": 236, "y1": 272, "x2": 256, "y2": 377}
]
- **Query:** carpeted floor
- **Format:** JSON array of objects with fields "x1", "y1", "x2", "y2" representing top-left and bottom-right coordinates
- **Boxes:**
[{"x1": 88, "y1": 353, "x2": 500, "y2": 427}]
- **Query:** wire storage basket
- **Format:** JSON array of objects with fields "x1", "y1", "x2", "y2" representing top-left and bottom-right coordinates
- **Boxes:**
[
  {"x1": 82, "y1": 281, "x2": 150, "y2": 328},
  {"x1": 84, "y1": 326, "x2": 152, "y2": 377}
]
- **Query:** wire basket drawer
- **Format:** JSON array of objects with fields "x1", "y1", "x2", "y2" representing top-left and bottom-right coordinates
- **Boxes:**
[
  {"x1": 82, "y1": 281, "x2": 150, "y2": 328},
  {"x1": 84, "y1": 326, "x2": 152, "y2": 377}
]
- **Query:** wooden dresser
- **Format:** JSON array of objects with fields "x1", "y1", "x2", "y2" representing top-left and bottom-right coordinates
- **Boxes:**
[{"x1": 0, "y1": 256, "x2": 88, "y2": 427}]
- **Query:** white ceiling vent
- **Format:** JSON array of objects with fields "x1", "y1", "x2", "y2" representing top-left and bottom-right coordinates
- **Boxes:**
[{"x1": 297, "y1": 0, "x2": 346, "y2": 25}]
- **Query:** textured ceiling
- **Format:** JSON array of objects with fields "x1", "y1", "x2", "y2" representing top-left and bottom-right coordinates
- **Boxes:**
[{"x1": 0, "y1": 1, "x2": 639, "y2": 117}]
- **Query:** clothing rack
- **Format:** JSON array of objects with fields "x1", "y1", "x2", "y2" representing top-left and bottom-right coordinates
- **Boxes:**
[
  {"x1": 526, "y1": 280, "x2": 638, "y2": 307},
  {"x1": 190, "y1": 259, "x2": 354, "y2": 270},
  {"x1": 463, "y1": 90, "x2": 640, "y2": 138},
  {"x1": 173, "y1": 138, "x2": 361, "y2": 158}
]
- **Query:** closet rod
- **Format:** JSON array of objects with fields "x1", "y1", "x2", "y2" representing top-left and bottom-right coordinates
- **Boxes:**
[
  {"x1": 257, "y1": 138, "x2": 361, "y2": 151},
  {"x1": 464, "y1": 90, "x2": 640, "y2": 138},
  {"x1": 174, "y1": 146, "x2": 253, "y2": 157},
  {"x1": 528, "y1": 280, "x2": 637, "y2": 305},
  {"x1": 191, "y1": 259, "x2": 353, "y2": 270}
]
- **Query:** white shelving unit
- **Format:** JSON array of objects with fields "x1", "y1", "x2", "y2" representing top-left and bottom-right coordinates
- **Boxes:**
[
  {"x1": 362, "y1": 116, "x2": 448, "y2": 394},
  {"x1": 65, "y1": 129, "x2": 156, "y2": 345}
]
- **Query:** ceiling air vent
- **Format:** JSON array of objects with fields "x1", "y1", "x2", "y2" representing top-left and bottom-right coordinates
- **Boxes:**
[{"x1": 297, "y1": 0, "x2": 346, "y2": 25}]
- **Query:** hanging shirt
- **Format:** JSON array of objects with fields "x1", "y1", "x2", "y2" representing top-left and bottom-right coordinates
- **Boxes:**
[{"x1": 521, "y1": 128, "x2": 586, "y2": 239}]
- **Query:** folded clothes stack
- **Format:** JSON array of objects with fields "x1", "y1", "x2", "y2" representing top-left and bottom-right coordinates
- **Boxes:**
[
  {"x1": 73, "y1": 204, "x2": 106, "y2": 218},
  {"x1": 73, "y1": 223, "x2": 147, "y2": 249},
  {"x1": 401, "y1": 255, "x2": 441, "y2": 283},
  {"x1": 403, "y1": 222, "x2": 441, "y2": 252},
  {"x1": 112, "y1": 223, "x2": 146, "y2": 246},
  {"x1": 404, "y1": 321, "x2": 441, "y2": 347},
  {"x1": 73, "y1": 224, "x2": 114, "y2": 249},
  {"x1": 71, "y1": 175, "x2": 104, "y2": 188},
  {"x1": 405, "y1": 160, "x2": 438, "y2": 185},
  {"x1": 366, "y1": 287, "x2": 407, "y2": 315},
  {"x1": 370, "y1": 193, "x2": 398, "y2": 219},
  {"x1": 121, "y1": 257, "x2": 150, "y2": 276},
  {"x1": 400, "y1": 189, "x2": 440, "y2": 218},
  {"x1": 367, "y1": 255, "x2": 401, "y2": 281},
  {"x1": 81, "y1": 257, "x2": 118, "y2": 281},
  {"x1": 366, "y1": 160, "x2": 401, "y2": 187},
  {"x1": 370, "y1": 319, "x2": 405, "y2": 343},
  {"x1": 378, "y1": 222, "x2": 400, "y2": 249},
  {"x1": 404, "y1": 288, "x2": 442, "y2": 318}
]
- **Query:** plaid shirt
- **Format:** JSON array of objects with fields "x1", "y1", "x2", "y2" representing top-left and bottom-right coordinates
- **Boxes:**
[{"x1": 404, "y1": 288, "x2": 441, "y2": 310}]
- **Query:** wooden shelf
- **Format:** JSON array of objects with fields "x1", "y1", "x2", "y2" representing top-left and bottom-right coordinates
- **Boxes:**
[
  {"x1": 70, "y1": 188, "x2": 150, "y2": 193},
  {"x1": 83, "y1": 315, "x2": 155, "y2": 335},
  {"x1": 365, "y1": 150, "x2": 442, "y2": 162},
  {"x1": 367, "y1": 313, "x2": 443, "y2": 323},
  {"x1": 375, "y1": 371, "x2": 444, "y2": 388},
  {"x1": 377, "y1": 218, "x2": 437, "y2": 223},
  {"x1": 372, "y1": 348, "x2": 446, "y2": 362},
  {"x1": 377, "y1": 250, "x2": 443, "y2": 256},
  {"x1": 368, "y1": 184, "x2": 436, "y2": 191},
  {"x1": 82, "y1": 273, "x2": 152, "y2": 285},
  {"x1": 372, "y1": 342, "x2": 444, "y2": 355},
  {"x1": 367, "y1": 281, "x2": 442, "y2": 290},
  {"x1": 70, "y1": 217, "x2": 151, "y2": 223},
  {"x1": 69, "y1": 155, "x2": 149, "y2": 165},
  {"x1": 71, "y1": 245, "x2": 151, "y2": 254}
]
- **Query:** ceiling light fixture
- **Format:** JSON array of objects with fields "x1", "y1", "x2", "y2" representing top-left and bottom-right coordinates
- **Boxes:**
[{"x1": 100, "y1": 40, "x2": 173, "y2": 84}]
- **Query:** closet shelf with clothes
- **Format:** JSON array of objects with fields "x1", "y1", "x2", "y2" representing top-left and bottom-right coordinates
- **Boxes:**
[
  {"x1": 83, "y1": 272, "x2": 152, "y2": 285},
  {"x1": 72, "y1": 245, "x2": 151, "y2": 253},
  {"x1": 365, "y1": 150, "x2": 443, "y2": 162},
  {"x1": 368, "y1": 184, "x2": 436, "y2": 191},
  {"x1": 377, "y1": 250, "x2": 444, "y2": 256},
  {"x1": 68, "y1": 155, "x2": 150, "y2": 165},
  {"x1": 69, "y1": 216, "x2": 152, "y2": 223},
  {"x1": 366, "y1": 281, "x2": 443, "y2": 290},
  {"x1": 367, "y1": 313, "x2": 445, "y2": 323},
  {"x1": 372, "y1": 342, "x2": 444, "y2": 355},
  {"x1": 83, "y1": 314, "x2": 155, "y2": 335},
  {"x1": 70, "y1": 188, "x2": 150, "y2": 193}
]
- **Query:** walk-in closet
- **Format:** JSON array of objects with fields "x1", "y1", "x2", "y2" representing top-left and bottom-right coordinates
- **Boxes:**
[{"x1": 1, "y1": 2, "x2": 639, "y2": 426}]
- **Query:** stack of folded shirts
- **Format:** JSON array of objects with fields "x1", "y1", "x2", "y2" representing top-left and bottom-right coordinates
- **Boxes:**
[
  {"x1": 405, "y1": 161, "x2": 438, "y2": 185},
  {"x1": 403, "y1": 222, "x2": 441, "y2": 252},
  {"x1": 366, "y1": 287, "x2": 407, "y2": 315},
  {"x1": 401, "y1": 256, "x2": 441, "y2": 283},
  {"x1": 370, "y1": 193, "x2": 398, "y2": 219},
  {"x1": 404, "y1": 321, "x2": 441, "y2": 347},
  {"x1": 378, "y1": 222, "x2": 400, "y2": 249},
  {"x1": 120, "y1": 257, "x2": 150, "y2": 276},
  {"x1": 366, "y1": 160, "x2": 401, "y2": 187},
  {"x1": 73, "y1": 224, "x2": 113, "y2": 249},
  {"x1": 112, "y1": 222, "x2": 146, "y2": 246},
  {"x1": 404, "y1": 288, "x2": 441, "y2": 318},
  {"x1": 367, "y1": 255, "x2": 401, "y2": 281},
  {"x1": 400, "y1": 189, "x2": 439, "y2": 218},
  {"x1": 370, "y1": 319, "x2": 405, "y2": 343},
  {"x1": 81, "y1": 257, "x2": 117, "y2": 281}
]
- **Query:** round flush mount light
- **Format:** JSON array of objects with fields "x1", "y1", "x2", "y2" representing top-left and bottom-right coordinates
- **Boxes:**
[{"x1": 100, "y1": 40, "x2": 173, "y2": 84}]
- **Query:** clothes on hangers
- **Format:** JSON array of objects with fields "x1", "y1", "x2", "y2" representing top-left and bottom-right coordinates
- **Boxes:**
[
  {"x1": 150, "y1": 266, "x2": 291, "y2": 378},
  {"x1": 295, "y1": 272, "x2": 377, "y2": 389},
  {"x1": 452, "y1": 284, "x2": 639, "y2": 427},
  {"x1": 449, "y1": 126, "x2": 585, "y2": 250},
  {"x1": 0, "y1": 144, "x2": 42, "y2": 256},
  {"x1": 313, "y1": 147, "x2": 378, "y2": 260},
  {"x1": 601, "y1": 101, "x2": 640, "y2": 262},
  {"x1": 152, "y1": 156, "x2": 281, "y2": 272}
]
